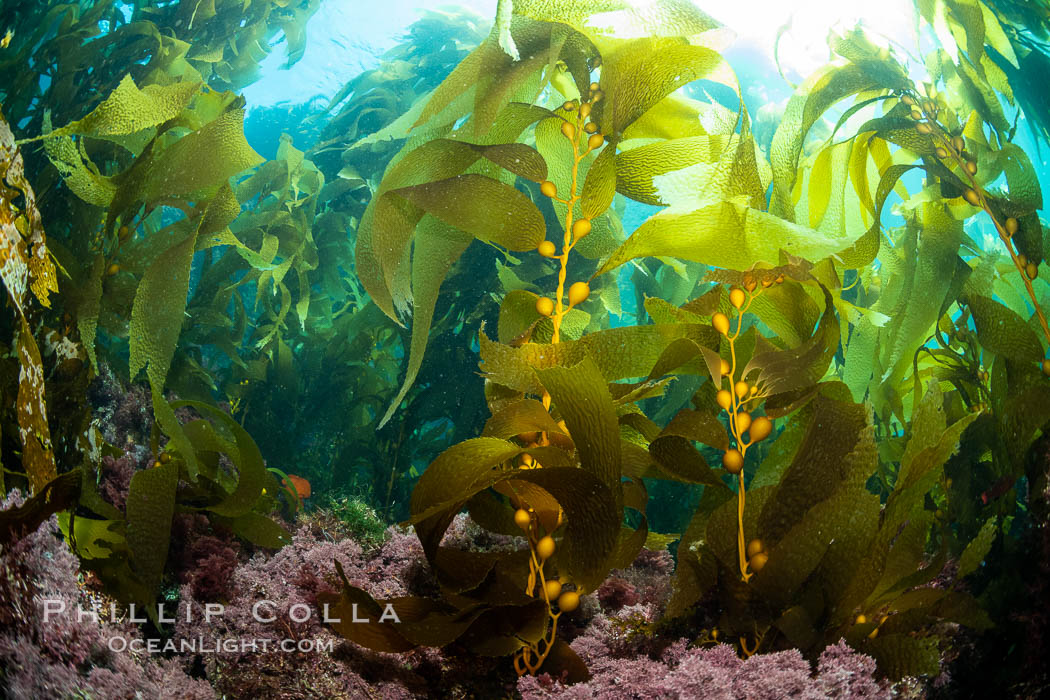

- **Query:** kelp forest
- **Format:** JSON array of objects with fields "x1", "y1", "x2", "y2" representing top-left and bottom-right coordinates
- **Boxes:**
[{"x1": 1, "y1": 0, "x2": 1050, "y2": 697}]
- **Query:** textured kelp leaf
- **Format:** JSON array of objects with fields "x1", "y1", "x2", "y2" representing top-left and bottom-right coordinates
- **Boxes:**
[
  {"x1": 413, "y1": 39, "x2": 500, "y2": 129},
  {"x1": 863, "y1": 634, "x2": 940, "y2": 680},
  {"x1": 77, "y1": 256, "x2": 105, "y2": 372},
  {"x1": 392, "y1": 174, "x2": 544, "y2": 251},
  {"x1": 966, "y1": 292, "x2": 1044, "y2": 363},
  {"x1": 877, "y1": 205, "x2": 963, "y2": 380},
  {"x1": 744, "y1": 286, "x2": 839, "y2": 397},
  {"x1": 325, "y1": 572, "x2": 421, "y2": 652},
  {"x1": 111, "y1": 108, "x2": 261, "y2": 223},
  {"x1": 130, "y1": 184, "x2": 240, "y2": 399},
  {"x1": 957, "y1": 518, "x2": 996, "y2": 578},
  {"x1": 508, "y1": 0, "x2": 721, "y2": 40},
  {"x1": 899, "y1": 381, "x2": 947, "y2": 477},
  {"x1": 648, "y1": 436, "x2": 722, "y2": 485},
  {"x1": 125, "y1": 459, "x2": 178, "y2": 595},
  {"x1": 594, "y1": 201, "x2": 865, "y2": 277},
  {"x1": 540, "y1": 640, "x2": 591, "y2": 683},
  {"x1": 515, "y1": 468, "x2": 619, "y2": 592},
  {"x1": 615, "y1": 134, "x2": 735, "y2": 207},
  {"x1": 223, "y1": 512, "x2": 292, "y2": 548},
  {"x1": 480, "y1": 323, "x2": 717, "y2": 394},
  {"x1": 535, "y1": 356, "x2": 621, "y2": 501},
  {"x1": 0, "y1": 470, "x2": 80, "y2": 546},
  {"x1": 843, "y1": 316, "x2": 878, "y2": 401},
  {"x1": 378, "y1": 218, "x2": 472, "y2": 428},
  {"x1": 580, "y1": 146, "x2": 617, "y2": 220},
  {"x1": 751, "y1": 483, "x2": 867, "y2": 610},
  {"x1": 495, "y1": 479, "x2": 563, "y2": 533},
  {"x1": 465, "y1": 141, "x2": 549, "y2": 182},
  {"x1": 409, "y1": 438, "x2": 569, "y2": 534},
  {"x1": 173, "y1": 400, "x2": 267, "y2": 518},
  {"x1": 757, "y1": 391, "x2": 869, "y2": 543},
  {"x1": 599, "y1": 39, "x2": 735, "y2": 138},
  {"x1": 65, "y1": 516, "x2": 127, "y2": 561},
  {"x1": 17, "y1": 315, "x2": 56, "y2": 492},
  {"x1": 481, "y1": 398, "x2": 565, "y2": 439},
  {"x1": 868, "y1": 512, "x2": 934, "y2": 602},
  {"x1": 770, "y1": 61, "x2": 907, "y2": 219},
  {"x1": 744, "y1": 280, "x2": 820, "y2": 348},
  {"x1": 659, "y1": 408, "x2": 729, "y2": 451},
  {"x1": 621, "y1": 94, "x2": 708, "y2": 141},
  {"x1": 999, "y1": 378, "x2": 1050, "y2": 468},
  {"x1": 24, "y1": 75, "x2": 201, "y2": 142},
  {"x1": 151, "y1": 391, "x2": 198, "y2": 479}
]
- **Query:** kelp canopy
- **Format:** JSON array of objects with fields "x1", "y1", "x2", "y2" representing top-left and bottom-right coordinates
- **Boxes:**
[{"x1": 0, "y1": 0, "x2": 1049, "y2": 694}]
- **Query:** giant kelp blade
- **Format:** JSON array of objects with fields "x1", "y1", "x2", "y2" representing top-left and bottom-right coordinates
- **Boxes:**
[
  {"x1": 513, "y1": 468, "x2": 619, "y2": 592},
  {"x1": 594, "y1": 201, "x2": 862, "y2": 278},
  {"x1": 125, "y1": 459, "x2": 178, "y2": 599},
  {"x1": 744, "y1": 285, "x2": 840, "y2": 398},
  {"x1": 171, "y1": 400, "x2": 268, "y2": 518},
  {"x1": 480, "y1": 323, "x2": 718, "y2": 395},
  {"x1": 507, "y1": 0, "x2": 721, "y2": 41},
  {"x1": 599, "y1": 38, "x2": 736, "y2": 138},
  {"x1": 535, "y1": 356, "x2": 621, "y2": 501},
  {"x1": 22, "y1": 75, "x2": 201, "y2": 143},
  {"x1": 757, "y1": 388, "x2": 869, "y2": 544},
  {"x1": 392, "y1": 174, "x2": 545, "y2": 251},
  {"x1": 378, "y1": 218, "x2": 472, "y2": 429},
  {"x1": 966, "y1": 292, "x2": 1044, "y2": 363},
  {"x1": 769, "y1": 58, "x2": 907, "y2": 220},
  {"x1": 481, "y1": 398, "x2": 565, "y2": 440}
]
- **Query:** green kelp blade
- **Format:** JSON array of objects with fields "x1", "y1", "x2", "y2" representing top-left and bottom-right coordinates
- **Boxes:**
[
  {"x1": 408, "y1": 437, "x2": 571, "y2": 535},
  {"x1": 479, "y1": 322, "x2": 718, "y2": 395},
  {"x1": 594, "y1": 200, "x2": 863, "y2": 278},
  {"x1": 756, "y1": 388, "x2": 870, "y2": 545},
  {"x1": 506, "y1": 0, "x2": 721, "y2": 42},
  {"x1": 862, "y1": 634, "x2": 940, "y2": 680},
  {"x1": 769, "y1": 59, "x2": 908, "y2": 220},
  {"x1": 580, "y1": 145, "x2": 617, "y2": 220},
  {"x1": 614, "y1": 134, "x2": 737, "y2": 207},
  {"x1": 481, "y1": 398, "x2": 566, "y2": 440},
  {"x1": 391, "y1": 174, "x2": 545, "y2": 251},
  {"x1": 170, "y1": 400, "x2": 268, "y2": 519},
  {"x1": 22, "y1": 75, "x2": 201, "y2": 143},
  {"x1": 377, "y1": 218, "x2": 472, "y2": 429},
  {"x1": 535, "y1": 356, "x2": 621, "y2": 502},
  {"x1": 965, "y1": 292, "x2": 1044, "y2": 364},
  {"x1": 125, "y1": 459, "x2": 178, "y2": 601},
  {"x1": 743, "y1": 285, "x2": 840, "y2": 398},
  {"x1": 598, "y1": 38, "x2": 737, "y2": 138},
  {"x1": 513, "y1": 468, "x2": 619, "y2": 592},
  {"x1": 128, "y1": 185, "x2": 240, "y2": 480}
]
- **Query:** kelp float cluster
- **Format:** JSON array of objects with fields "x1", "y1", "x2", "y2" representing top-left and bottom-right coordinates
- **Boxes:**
[{"x1": 0, "y1": 0, "x2": 1048, "y2": 694}]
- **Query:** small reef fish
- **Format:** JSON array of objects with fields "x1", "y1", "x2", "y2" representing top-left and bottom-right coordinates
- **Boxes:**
[
  {"x1": 282, "y1": 474, "x2": 311, "y2": 501},
  {"x1": 980, "y1": 476, "x2": 1016, "y2": 505},
  {"x1": 1, "y1": 30, "x2": 13, "y2": 49}
]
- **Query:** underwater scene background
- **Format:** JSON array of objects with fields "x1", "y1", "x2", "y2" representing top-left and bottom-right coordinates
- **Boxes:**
[{"x1": 2, "y1": 0, "x2": 1050, "y2": 697}]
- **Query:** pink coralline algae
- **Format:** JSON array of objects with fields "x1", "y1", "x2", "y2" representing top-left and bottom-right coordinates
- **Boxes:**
[
  {"x1": 518, "y1": 638, "x2": 889, "y2": 699},
  {"x1": 174, "y1": 520, "x2": 435, "y2": 699},
  {"x1": 0, "y1": 491, "x2": 215, "y2": 700}
]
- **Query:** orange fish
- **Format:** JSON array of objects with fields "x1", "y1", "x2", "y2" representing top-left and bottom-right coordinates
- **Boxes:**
[{"x1": 282, "y1": 474, "x2": 311, "y2": 501}]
